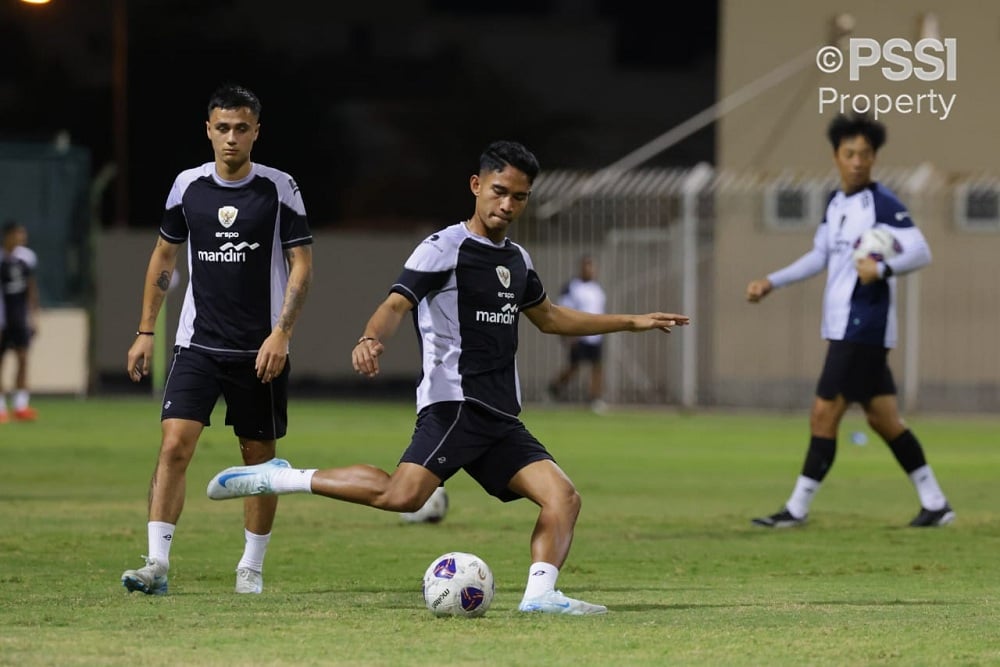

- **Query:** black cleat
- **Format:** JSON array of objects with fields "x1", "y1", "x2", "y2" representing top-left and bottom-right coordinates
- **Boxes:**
[
  {"x1": 909, "y1": 504, "x2": 955, "y2": 527},
  {"x1": 751, "y1": 507, "x2": 807, "y2": 528}
]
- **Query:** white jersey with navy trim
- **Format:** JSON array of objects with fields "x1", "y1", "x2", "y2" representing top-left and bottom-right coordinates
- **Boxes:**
[
  {"x1": 160, "y1": 162, "x2": 312, "y2": 356},
  {"x1": 558, "y1": 278, "x2": 606, "y2": 345},
  {"x1": 390, "y1": 222, "x2": 547, "y2": 417},
  {"x1": 767, "y1": 182, "x2": 931, "y2": 348}
]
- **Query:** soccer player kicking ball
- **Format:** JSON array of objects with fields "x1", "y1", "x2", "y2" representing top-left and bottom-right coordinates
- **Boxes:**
[
  {"x1": 745, "y1": 113, "x2": 953, "y2": 529},
  {"x1": 208, "y1": 141, "x2": 689, "y2": 614}
]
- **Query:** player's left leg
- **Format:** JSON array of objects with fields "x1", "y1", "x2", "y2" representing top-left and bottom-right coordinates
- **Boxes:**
[
  {"x1": 0, "y1": 345, "x2": 8, "y2": 423},
  {"x1": 234, "y1": 437, "x2": 280, "y2": 593},
  {"x1": 223, "y1": 359, "x2": 294, "y2": 593},
  {"x1": 864, "y1": 394, "x2": 953, "y2": 527},
  {"x1": 507, "y1": 459, "x2": 606, "y2": 615},
  {"x1": 11, "y1": 346, "x2": 36, "y2": 420}
]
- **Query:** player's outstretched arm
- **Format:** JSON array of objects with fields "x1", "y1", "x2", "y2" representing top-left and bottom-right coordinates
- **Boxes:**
[
  {"x1": 524, "y1": 296, "x2": 689, "y2": 336},
  {"x1": 127, "y1": 237, "x2": 180, "y2": 382},
  {"x1": 352, "y1": 292, "x2": 414, "y2": 378}
]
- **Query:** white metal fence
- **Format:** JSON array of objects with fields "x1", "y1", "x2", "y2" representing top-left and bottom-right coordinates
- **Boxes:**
[{"x1": 514, "y1": 165, "x2": 1000, "y2": 412}]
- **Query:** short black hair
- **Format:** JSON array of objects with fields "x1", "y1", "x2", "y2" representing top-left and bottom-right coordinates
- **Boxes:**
[
  {"x1": 2, "y1": 220, "x2": 22, "y2": 237},
  {"x1": 827, "y1": 113, "x2": 886, "y2": 152},
  {"x1": 207, "y1": 84, "x2": 262, "y2": 120},
  {"x1": 479, "y1": 140, "x2": 540, "y2": 183}
]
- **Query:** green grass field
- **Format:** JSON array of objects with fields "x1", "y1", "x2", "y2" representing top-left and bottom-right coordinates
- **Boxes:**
[{"x1": 1, "y1": 397, "x2": 998, "y2": 666}]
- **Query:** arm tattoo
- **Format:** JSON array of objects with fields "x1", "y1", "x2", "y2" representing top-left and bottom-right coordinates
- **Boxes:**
[
  {"x1": 155, "y1": 271, "x2": 171, "y2": 292},
  {"x1": 277, "y1": 278, "x2": 310, "y2": 334},
  {"x1": 276, "y1": 247, "x2": 312, "y2": 334}
]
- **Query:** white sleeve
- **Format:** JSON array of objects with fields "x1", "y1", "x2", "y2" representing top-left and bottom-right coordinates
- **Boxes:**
[
  {"x1": 885, "y1": 225, "x2": 931, "y2": 275},
  {"x1": 767, "y1": 225, "x2": 829, "y2": 288}
]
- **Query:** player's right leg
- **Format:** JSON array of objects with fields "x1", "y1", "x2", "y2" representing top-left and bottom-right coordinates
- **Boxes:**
[
  {"x1": 123, "y1": 348, "x2": 215, "y2": 595},
  {"x1": 122, "y1": 418, "x2": 203, "y2": 594},
  {"x1": 209, "y1": 402, "x2": 463, "y2": 511},
  {"x1": 754, "y1": 343, "x2": 854, "y2": 528}
]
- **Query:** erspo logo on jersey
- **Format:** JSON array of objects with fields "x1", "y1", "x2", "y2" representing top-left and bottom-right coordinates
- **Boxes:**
[{"x1": 197, "y1": 241, "x2": 260, "y2": 263}]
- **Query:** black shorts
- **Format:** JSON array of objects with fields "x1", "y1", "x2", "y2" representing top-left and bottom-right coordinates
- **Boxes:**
[
  {"x1": 161, "y1": 347, "x2": 289, "y2": 440},
  {"x1": 0, "y1": 324, "x2": 32, "y2": 350},
  {"x1": 569, "y1": 341, "x2": 602, "y2": 364},
  {"x1": 400, "y1": 401, "x2": 554, "y2": 502},
  {"x1": 816, "y1": 340, "x2": 896, "y2": 404}
]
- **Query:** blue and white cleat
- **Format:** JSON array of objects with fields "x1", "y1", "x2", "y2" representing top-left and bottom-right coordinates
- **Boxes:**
[
  {"x1": 121, "y1": 556, "x2": 168, "y2": 595},
  {"x1": 206, "y1": 458, "x2": 290, "y2": 500},
  {"x1": 518, "y1": 590, "x2": 608, "y2": 615}
]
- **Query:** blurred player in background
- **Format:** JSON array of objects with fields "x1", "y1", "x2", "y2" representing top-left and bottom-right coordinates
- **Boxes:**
[
  {"x1": 745, "y1": 113, "x2": 953, "y2": 529},
  {"x1": 121, "y1": 84, "x2": 313, "y2": 595},
  {"x1": 548, "y1": 255, "x2": 608, "y2": 413},
  {"x1": 0, "y1": 220, "x2": 40, "y2": 422},
  {"x1": 206, "y1": 140, "x2": 689, "y2": 615}
]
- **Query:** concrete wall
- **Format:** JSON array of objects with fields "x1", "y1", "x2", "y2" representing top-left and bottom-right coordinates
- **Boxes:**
[{"x1": 95, "y1": 229, "x2": 432, "y2": 389}]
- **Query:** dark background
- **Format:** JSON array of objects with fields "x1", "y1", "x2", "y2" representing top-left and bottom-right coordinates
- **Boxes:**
[{"x1": 0, "y1": 0, "x2": 718, "y2": 227}]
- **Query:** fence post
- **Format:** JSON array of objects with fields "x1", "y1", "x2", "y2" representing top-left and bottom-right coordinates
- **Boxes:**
[{"x1": 681, "y1": 163, "x2": 714, "y2": 408}]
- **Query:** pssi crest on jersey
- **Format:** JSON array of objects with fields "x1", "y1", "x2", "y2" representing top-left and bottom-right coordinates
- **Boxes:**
[{"x1": 391, "y1": 222, "x2": 546, "y2": 417}]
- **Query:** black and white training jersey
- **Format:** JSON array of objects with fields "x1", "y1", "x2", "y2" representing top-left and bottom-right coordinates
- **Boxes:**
[
  {"x1": 391, "y1": 222, "x2": 547, "y2": 418},
  {"x1": 0, "y1": 245, "x2": 37, "y2": 329},
  {"x1": 767, "y1": 182, "x2": 931, "y2": 348},
  {"x1": 160, "y1": 162, "x2": 312, "y2": 357}
]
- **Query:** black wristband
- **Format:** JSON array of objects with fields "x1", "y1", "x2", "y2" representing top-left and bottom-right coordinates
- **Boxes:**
[
  {"x1": 136, "y1": 330, "x2": 155, "y2": 336},
  {"x1": 881, "y1": 262, "x2": 894, "y2": 279}
]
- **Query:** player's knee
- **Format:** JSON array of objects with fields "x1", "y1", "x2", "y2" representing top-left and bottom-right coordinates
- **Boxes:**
[
  {"x1": 544, "y1": 485, "x2": 581, "y2": 519},
  {"x1": 158, "y1": 436, "x2": 195, "y2": 467},
  {"x1": 375, "y1": 489, "x2": 426, "y2": 513}
]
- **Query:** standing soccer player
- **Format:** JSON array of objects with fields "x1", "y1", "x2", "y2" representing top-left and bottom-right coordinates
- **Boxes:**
[
  {"x1": 745, "y1": 113, "x2": 953, "y2": 528},
  {"x1": 547, "y1": 254, "x2": 608, "y2": 412},
  {"x1": 0, "y1": 221, "x2": 40, "y2": 422},
  {"x1": 121, "y1": 84, "x2": 313, "y2": 595},
  {"x1": 206, "y1": 140, "x2": 689, "y2": 614}
]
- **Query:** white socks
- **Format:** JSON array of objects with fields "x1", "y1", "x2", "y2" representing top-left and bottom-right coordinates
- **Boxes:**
[
  {"x1": 13, "y1": 390, "x2": 29, "y2": 411},
  {"x1": 148, "y1": 521, "x2": 175, "y2": 567},
  {"x1": 237, "y1": 529, "x2": 271, "y2": 573},
  {"x1": 909, "y1": 465, "x2": 948, "y2": 510},
  {"x1": 522, "y1": 562, "x2": 559, "y2": 601},
  {"x1": 786, "y1": 475, "x2": 821, "y2": 519},
  {"x1": 271, "y1": 467, "x2": 317, "y2": 493}
]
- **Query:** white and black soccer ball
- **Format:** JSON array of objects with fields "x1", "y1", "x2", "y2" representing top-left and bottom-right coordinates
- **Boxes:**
[
  {"x1": 400, "y1": 486, "x2": 449, "y2": 524},
  {"x1": 422, "y1": 551, "x2": 495, "y2": 618},
  {"x1": 852, "y1": 227, "x2": 902, "y2": 262}
]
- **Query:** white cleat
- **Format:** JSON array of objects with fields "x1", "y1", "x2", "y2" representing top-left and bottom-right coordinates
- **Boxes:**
[
  {"x1": 518, "y1": 590, "x2": 608, "y2": 615},
  {"x1": 235, "y1": 567, "x2": 263, "y2": 594},
  {"x1": 206, "y1": 458, "x2": 290, "y2": 500},
  {"x1": 121, "y1": 556, "x2": 168, "y2": 595}
]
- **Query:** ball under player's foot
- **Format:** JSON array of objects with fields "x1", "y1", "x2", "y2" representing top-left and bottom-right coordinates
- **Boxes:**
[{"x1": 206, "y1": 458, "x2": 291, "y2": 499}]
